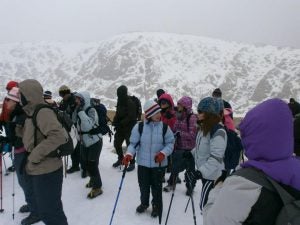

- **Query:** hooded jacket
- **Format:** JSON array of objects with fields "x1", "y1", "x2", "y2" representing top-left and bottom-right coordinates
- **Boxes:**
[
  {"x1": 174, "y1": 96, "x2": 197, "y2": 150},
  {"x1": 73, "y1": 91, "x2": 101, "y2": 147},
  {"x1": 19, "y1": 79, "x2": 68, "y2": 175},
  {"x1": 203, "y1": 99, "x2": 300, "y2": 225},
  {"x1": 158, "y1": 93, "x2": 176, "y2": 131}
]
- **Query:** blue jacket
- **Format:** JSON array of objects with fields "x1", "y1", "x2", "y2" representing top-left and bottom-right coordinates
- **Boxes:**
[
  {"x1": 127, "y1": 120, "x2": 175, "y2": 168},
  {"x1": 73, "y1": 91, "x2": 101, "y2": 147}
]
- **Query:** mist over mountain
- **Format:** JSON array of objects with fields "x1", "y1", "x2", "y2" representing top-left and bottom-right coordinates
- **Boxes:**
[{"x1": 1, "y1": 32, "x2": 299, "y2": 115}]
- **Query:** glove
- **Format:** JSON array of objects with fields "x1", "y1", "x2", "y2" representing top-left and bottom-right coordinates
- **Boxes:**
[
  {"x1": 154, "y1": 151, "x2": 165, "y2": 163},
  {"x1": 214, "y1": 170, "x2": 227, "y2": 187},
  {"x1": 185, "y1": 169, "x2": 202, "y2": 189},
  {"x1": 174, "y1": 131, "x2": 180, "y2": 139},
  {"x1": 122, "y1": 154, "x2": 133, "y2": 167}
]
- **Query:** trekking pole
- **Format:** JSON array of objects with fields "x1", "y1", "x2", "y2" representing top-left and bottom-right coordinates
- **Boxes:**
[
  {"x1": 184, "y1": 197, "x2": 190, "y2": 213},
  {"x1": 158, "y1": 163, "x2": 163, "y2": 225},
  {"x1": 164, "y1": 176, "x2": 177, "y2": 225},
  {"x1": 109, "y1": 164, "x2": 128, "y2": 225},
  {"x1": 185, "y1": 172, "x2": 197, "y2": 225},
  {"x1": 11, "y1": 147, "x2": 15, "y2": 220},
  {"x1": 0, "y1": 153, "x2": 4, "y2": 213}
]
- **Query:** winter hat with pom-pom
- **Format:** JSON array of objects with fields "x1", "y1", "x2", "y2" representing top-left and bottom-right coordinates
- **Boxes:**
[{"x1": 144, "y1": 99, "x2": 161, "y2": 119}]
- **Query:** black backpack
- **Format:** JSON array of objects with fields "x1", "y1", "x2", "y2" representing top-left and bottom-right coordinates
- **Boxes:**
[
  {"x1": 32, "y1": 104, "x2": 78, "y2": 157},
  {"x1": 135, "y1": 122, "x2": 168, "y2": 148},
  {"x1": 210, "y1": 124, "x2": 243, "y2": 171},
  {"x1": 130, "y1": 96, "x2": 142, "y2": 121},
  {"x1": 234, "y1": 167, "x2": 300, "y2": 225},
  {"x1": 84, "y1": 98, "x2": 113, "y2": 140}
]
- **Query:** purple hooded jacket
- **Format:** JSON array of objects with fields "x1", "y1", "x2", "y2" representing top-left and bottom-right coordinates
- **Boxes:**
[{"x1": 240, "y1": 98, "x2": 300, "y2": 190}]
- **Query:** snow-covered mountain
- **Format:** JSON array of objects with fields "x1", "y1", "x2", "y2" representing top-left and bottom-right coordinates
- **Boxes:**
[{"x1": 1, "y1": 32, "x2": 300, "y2": 115}]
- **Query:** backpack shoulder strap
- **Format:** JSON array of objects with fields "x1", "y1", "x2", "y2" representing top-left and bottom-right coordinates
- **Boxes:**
[
  {"x1": 234, "y1": 167, "x2": 274, "y2": 191},
  {"x1": 134, "y1": 122, "x2": 144, "y2": 148},
  {"x1": 32, "y1": 104, "x2": 54, "y2": 147},
  {"x1": 162, "y1": 123, "x2": 168, "y2": 145}
]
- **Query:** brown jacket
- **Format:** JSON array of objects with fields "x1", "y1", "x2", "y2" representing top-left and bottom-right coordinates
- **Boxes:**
[{"x1": 19, "y1": 79, "x2": 68, "y2": 175}]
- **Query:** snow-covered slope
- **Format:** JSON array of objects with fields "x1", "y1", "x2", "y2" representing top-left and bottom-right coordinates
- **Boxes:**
[{"x1": 1, "y1": 32, "x2": 300, "y2": 115}]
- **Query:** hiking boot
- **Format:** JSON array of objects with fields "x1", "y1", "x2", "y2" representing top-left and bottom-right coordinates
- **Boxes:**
[
  {"x1": 136, "y1": 204, "x2": 148, "y2": 213},
  {"x1": 151, "y1": 205, "x2": 159, "y2": 218},
  {"x1": 87, "y1": 188, "x2": 103, "y2": 199},
  {"x1": 163, "y1": 184, "x2": 174, "y2": 192},
  {"x1": 21, "y1": 214, "x2": 41, "y2": 225},
  {"x1": 126, "y1": 163, "x2": 135, "y2": 172},
  {"x1": 112, "y1": 159, "x2": 122, "y2": 168},
  {"x1": 81, "y1": 170, "x2": 87, "y2": 178},
  {"x1": 66, "y1": 166, "x2": 80, "y2": 174},
  {"x1": 19, "y1": 204, "x2": 30, "y2": 213},
  {"x1": 7, "y1": 166, "x2": 15, "y2": 172}
]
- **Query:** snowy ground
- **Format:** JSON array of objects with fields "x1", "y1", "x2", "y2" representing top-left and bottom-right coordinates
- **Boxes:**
[{"x1": 0, "y1": 137, "x2": 203, "y2": 225}]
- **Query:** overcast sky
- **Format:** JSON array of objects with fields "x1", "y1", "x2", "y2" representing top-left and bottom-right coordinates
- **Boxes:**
[{"x1": 1, "y1": 0, "x2": 299, "y2": 48}]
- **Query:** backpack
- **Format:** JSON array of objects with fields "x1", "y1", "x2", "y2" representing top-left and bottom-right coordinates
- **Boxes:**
[
  {"x1": 130, "y1": 96, "x2": 142, "y2": 121},
  {"x1": 84, "y1": 98, "x2": 113, "y2": 140},
  {"x1": 32, "y1": 104, "x2": 78, "y2": 157},
  {"x1": 135, "y1": 122, "x2": 168, "y2": 148},
  {"x1": 210, "y1": 124, "x2": 243, "y2": 171},
  {"x1": 234, "y1": 167, "x2": 300, "y2": 225}
]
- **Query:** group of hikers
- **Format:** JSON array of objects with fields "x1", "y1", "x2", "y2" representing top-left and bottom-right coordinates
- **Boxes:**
[{"x1": 0, "y1": 78, "x2": 299, "y2": 225}]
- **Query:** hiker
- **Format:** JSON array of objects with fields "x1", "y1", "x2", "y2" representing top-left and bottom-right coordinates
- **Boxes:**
[
  {"x1": 122, "y1": 99, "x2": 175, "y2": 217},
  {"x1": 184, "y1": 97, "x2": 227, "y2": 211},
  {"x1": 58, "y1": 85, "x2": 85, "y2": 177},
  {"x1": 2, "y1": 87, "x2": 41, "y2": 225},
  {"x1": 43, "y1": 90, "x2": 58, "y2": 108},
  {"x1": 288, "y1": 98, "x2": 300, "y2": 117},
  {"x1": 203, "y1": 98, "x2": 300, "y2": 225},
  {"x1": 112, "y1": 85, "x2": 137, "y2": 171},
  {"x1": 19, "y1": 79, "x2": 68, "y2": 225},
  {"x1": 163, "y1": 96, "x2": 197, "y2": 195},
  {"x1": 212, "y1": 88, "x2": 233, "y2": 118},
  {"x1": 73, "y1": 92, "x2": 103, "y2": 198}
]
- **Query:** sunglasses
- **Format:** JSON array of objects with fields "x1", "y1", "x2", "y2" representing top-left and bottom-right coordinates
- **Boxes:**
[{"x1": 160, "y1": 99, "x2": 169, "y2": 105}]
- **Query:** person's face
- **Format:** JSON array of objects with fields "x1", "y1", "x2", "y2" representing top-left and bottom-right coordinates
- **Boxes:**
[
  {"x1": 177, "y1": 104, "x2": 184, "y2": 112},
  {"x1": 6, "y1": 98, "x2": 17, "y2": 111},
  {"x1": 151, "y1": 112, "x2": 161, "y2": 122},
  {"x1": 160, "y1": 99, "x2": 169, "y2": 109},
  {"x1": 75, "y1": 96, "x2": 81, "y2": 106},
  {"x1": 197, "y1": 110, "x2": 205, "y2": 121}
]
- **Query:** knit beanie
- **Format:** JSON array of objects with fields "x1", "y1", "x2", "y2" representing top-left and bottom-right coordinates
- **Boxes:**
[
  {"x1": 197, "y1": 97, "x2": 222, "y2": 116},
  {"x1": 156, "y1": 89, "x2": 165, "y2": 98},
  {"x1": 212, "y1": 88, "x2": 222, "y2": 98},
  {"x1": 59, "y1": 85, "x2": 71, "y2": 97},
  {"x1": 43, "y1": 90, "x2": 52, "y2": 99},
  {"x1": 6, "y1": 87, "x2": 20, "y2": 102},
  {"x1": 6, "y1": 81, "x2": 18, "y2": 91},
  {"x1": 144, "y1": 99, "x2": 161, "y2": 119}
]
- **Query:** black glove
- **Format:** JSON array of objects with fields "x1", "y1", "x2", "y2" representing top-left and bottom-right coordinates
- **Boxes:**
[
  {"x1": 182, "y1": 151, "x2": 193, "y2": 160},
  {"x1": 214, "y1": 170, "x2": 227, "y2": 187},
  {"x1": 185, "y1": 169, "x2": 202, "y2": 189},
  {"x1": 174, "y1": 131, "x2": 180, "y2": 139}
]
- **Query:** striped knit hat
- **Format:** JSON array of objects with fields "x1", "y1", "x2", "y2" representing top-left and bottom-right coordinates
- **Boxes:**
[
  {"x1": 6, "y1": 87, "x2": 20, "y2": 102},
  {"x1": 144, "y1": 99, "x2": 161, "y2": 119}
]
